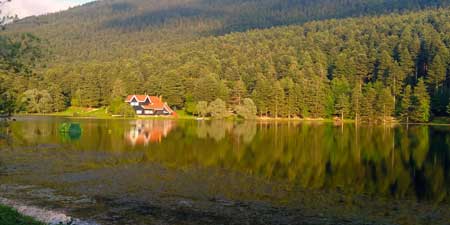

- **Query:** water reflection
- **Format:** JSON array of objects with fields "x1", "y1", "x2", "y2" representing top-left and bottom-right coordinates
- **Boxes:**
[
  {"x1": 195, "y1": 121, "x2": 256, "y2": 143},
  {"x1": 125, "y1": 120, "x2": 175, "y2": 146},
  {"x1": 2, "y1": 117, "x2": 450, "y2": 203}
]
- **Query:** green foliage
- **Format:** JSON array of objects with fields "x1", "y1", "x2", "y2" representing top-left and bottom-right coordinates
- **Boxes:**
[
  {"x1": 378, "y1": 87, "x2": 395, "y2": 121},
  {"x1": 111, "y1": 79, "x2": 127, "y2": 100},
  {"x1": 447, "y1": 99, "x2": 450, "y2": 115},
  {"x1": 0, "y1": 32, "x2": 42, "y2": 116},
  {"x1": 160, "y1": 71, "x2": 185, "y2": 109},
  {"x1": 332, "y1": 78, "x2": 351, "y2": 120},
  {"x1": 109, "y1": 97, "x2": 136, "y2": 117},
  {"x1": 184, "y1": 101, "x2": 196, "y2": 115},
  {"x1": 48, "y1": 84, "x2": 67, "y2": 112},
  {"x1": 252, "y1": 76, "x2": 271, "y2": 117},
  {"x1": 351, "y1": 83, "x2": 363, "y2": 121},
  {"x1": 0, "y1": 34, "x2": 42, "y2": 74},
  {"x1": 230, "y1": 79, "x2": 246, "y2": 105},
  {"x1": 335, "y1": 94, "x2": 350, "y2": 120},
  {"x1": 400, "y1": 85, "x2": 412, "y2": 122},
  {"x1": 0, "y1": 74, "x2": 14, "y2": 115},
  {"x1": 196, "y1": 101, "x2": 208, "y2": 117},
  {"x1": 207, "y1": 98, "x2": 230, "y2": 119},
  {"x1": 411, "y1": 78, "x2": 431, "y2": 122},
  {"x1": 0, "y1": 204, "x2": 44, "y2": 225},
  {"x1": 235, "y1": 98, "x2": 257, "y2": 119},
  {"x1": 5, "y1": 0, "x2": 450, "y2": 62},
  {"x1": 1, "y1": 1, "x2": 450, "y2": 122},
  {"x1": 272, "y1": 81, "x2": 284, "y2": 118},
  {"x1": 21, "y1": 89, "x2": 53, "y2": 113}
]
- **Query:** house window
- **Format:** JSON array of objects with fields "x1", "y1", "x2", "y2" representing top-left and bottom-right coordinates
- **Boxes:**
[
  {"x1": 144, "y1": 110, "x2": 154, "y2": 115},
  {"x1": 131, "y1": 102, "x2": 139, "y2": 106},
  {"x1": 136, "y1": 110, "x2": 143, "y2": 115}
]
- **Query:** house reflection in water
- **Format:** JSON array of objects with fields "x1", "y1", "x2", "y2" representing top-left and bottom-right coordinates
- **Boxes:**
[{"x1": 125, "y1": 120, "x2": 175, "y2": 146}]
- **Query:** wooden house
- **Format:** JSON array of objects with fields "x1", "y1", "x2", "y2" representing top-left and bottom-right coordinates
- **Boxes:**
[{"x1": 125, "y1": 95, "x2": 174, "y2": 116}]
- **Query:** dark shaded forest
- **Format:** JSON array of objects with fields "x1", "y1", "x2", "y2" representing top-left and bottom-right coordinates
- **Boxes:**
[
  {"x1": 5, "y1": 0, "x2": 450, "y2": 61},
  {"x1": 1, "y1": 0, "x2": 450, "y2": 121}
]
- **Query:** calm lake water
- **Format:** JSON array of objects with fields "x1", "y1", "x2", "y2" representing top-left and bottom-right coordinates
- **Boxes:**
[{"x1": 0, "y1": 116, "x2": 449, "y2": 225}]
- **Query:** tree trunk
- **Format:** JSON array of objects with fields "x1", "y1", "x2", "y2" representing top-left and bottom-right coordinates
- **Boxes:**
[{"x1": 275, "y1": 103, "x2": 278, "y2": 119}]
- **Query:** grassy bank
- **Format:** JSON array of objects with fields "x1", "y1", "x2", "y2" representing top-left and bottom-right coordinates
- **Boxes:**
[
  {"x1": 15, "y1": 107, "x2": 450, "y2": 125},
  {"x1": 0, "y1": 204, "x2": 43, "y2": 225},
  {"x1": 51, "y1": 106, "x2": 111, "y2": 118}
]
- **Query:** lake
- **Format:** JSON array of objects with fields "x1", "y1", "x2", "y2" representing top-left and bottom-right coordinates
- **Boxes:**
[{"x1": 0, "y1": 116, "x2": 449, "y2": 225}]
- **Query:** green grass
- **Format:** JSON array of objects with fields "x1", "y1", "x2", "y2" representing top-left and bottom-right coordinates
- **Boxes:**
[
  {"x1": 175, "y1": 110, "x2": 197, "y2": 120},
  {"x1": 52, "y1": 106, "x2": 110, "y2": 118},
  {"x1": 0, "y1": 204, "x2": 43, "y2": 225}
]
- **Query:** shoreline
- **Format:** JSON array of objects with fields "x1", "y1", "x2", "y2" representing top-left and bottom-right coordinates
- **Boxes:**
[
  {"x1": 11, "y1": 114, "x2": 450, "y2": 126},
  {"x1": 0, "y1": 197, "x2": 94, "y2": 225}
]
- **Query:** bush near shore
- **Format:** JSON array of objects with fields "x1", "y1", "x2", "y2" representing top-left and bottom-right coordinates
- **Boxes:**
[{"x1": 0, "y1": 204, "x2": 43, "y2": 225}]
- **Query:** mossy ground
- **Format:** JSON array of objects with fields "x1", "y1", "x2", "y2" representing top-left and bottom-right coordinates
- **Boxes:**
[{"x1": 0, "y1": 204, "x2": 43, "y2": 225}]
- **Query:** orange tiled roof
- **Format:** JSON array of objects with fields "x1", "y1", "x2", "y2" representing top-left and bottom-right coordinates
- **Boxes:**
[
  {"x1": 126, "y1": 95, "x2": 173, "y2": 112},
  {"x1": 125, "y1": 95, "x2": 149, "y2": 102},
  {"x1": 140, "y1": 96, "x2": 165, "y2": 110}
]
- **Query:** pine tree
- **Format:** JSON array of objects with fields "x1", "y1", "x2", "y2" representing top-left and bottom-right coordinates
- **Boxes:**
[
  {"x1": 272, "y1": 81, "x2": 284, "y2": 118},
  {"x1": 361, "y1": 84, "x2": 377, "y2": 122},
  {"x1": 351, "y1": 82, "x2": 362, "y2": 121},
  {"x1": 411, "y1": 78, "x2": 431, "y2": 122},
  {"x1": 332, "y1": 77, "x2": 350, "y2": 120},
  {"x1": 48, "y1": 84, "x2": 67, "y2": 112},
  {"x1": 294, "y1": 82, "x2": 307, "y2": 118},
  {"x1": 378, "y1": 87, "x2": 395, "y2": 122},
  {"x1": 230, "y1": 79, "x2": 246, "y2": 106},
  {"x1": 193, "y1": 74, "x2": 220, "y2": 102},
  {"x1": 218, "y1": 80, "x2": 230, "y2": 103},
  {"x1": 111, "y1": 79, "x2": 127, "y2": 100},
  {"x1": 161, "y1": 71, "x2": 185, "y2": 109},
  {"x1": 252, "y1": 75, "x2": 271, "y2": 117},
  {"x1": 335, "y1": 94, "x2": 350, "y2": 121},
  {"x1": 400, "y1": 85, "x2": 412, "y2": 123},
  {"x1": 281, "y1": 78, "x2": 296, "y2": 118},
  {"x1": 333, "y1": 53, "x2": 354, "y2": 80},
  {"x1": 427, "y1": 49, "x2": 447, "y2": 92}
]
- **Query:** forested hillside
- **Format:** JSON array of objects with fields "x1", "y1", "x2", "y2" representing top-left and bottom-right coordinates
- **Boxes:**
[
  {"x1": 4, "y1": 0, "x2": 450, "y2": 61},
  {"x1": 1, "y1": 0, "x2": 450, "y2": 121}
]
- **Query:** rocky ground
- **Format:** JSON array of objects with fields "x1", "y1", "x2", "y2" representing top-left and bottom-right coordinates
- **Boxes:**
[{"x1": 1, "y1": 182, "x2": 449, "y2": 225}]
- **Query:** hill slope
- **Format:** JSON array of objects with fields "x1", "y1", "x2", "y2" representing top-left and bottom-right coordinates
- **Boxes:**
[
  {"x1": 1, "y1": 0, "x2": 450, "y2": 120},
  {"x1": 4, "y1": 0, "x2": 450, "y2": 61}
]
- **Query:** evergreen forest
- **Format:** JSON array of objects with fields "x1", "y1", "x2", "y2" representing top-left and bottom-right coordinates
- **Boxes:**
[{"x1": 1, "y1": 0, "x2": 450, "y2": 122}]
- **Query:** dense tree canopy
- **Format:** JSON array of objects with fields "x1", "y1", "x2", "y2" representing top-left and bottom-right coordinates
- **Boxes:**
[
  {"x1": 1, "y1": 0, "x2": 450, "y2": 121},
  {"x1": 4, "y1": 0, "x2": 450, "y2": 62},
  {"x1": 0, "y1": 24, "x2": 42, "y2": 116}
]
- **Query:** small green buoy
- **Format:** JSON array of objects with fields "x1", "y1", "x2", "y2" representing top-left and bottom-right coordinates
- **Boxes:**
[{"x1": 59, "y1": 122, "x2": 82, "y2": 134}]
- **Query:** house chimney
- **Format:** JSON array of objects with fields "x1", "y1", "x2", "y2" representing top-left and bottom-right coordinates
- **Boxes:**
[{"x1": 159, "y1": 95, "x2": 163, "y2": 101}]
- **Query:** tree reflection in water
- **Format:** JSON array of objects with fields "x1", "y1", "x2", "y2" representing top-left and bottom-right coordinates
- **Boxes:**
[{"x1": 2, "y1": 117, "x2": 450, "y2": 203}]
